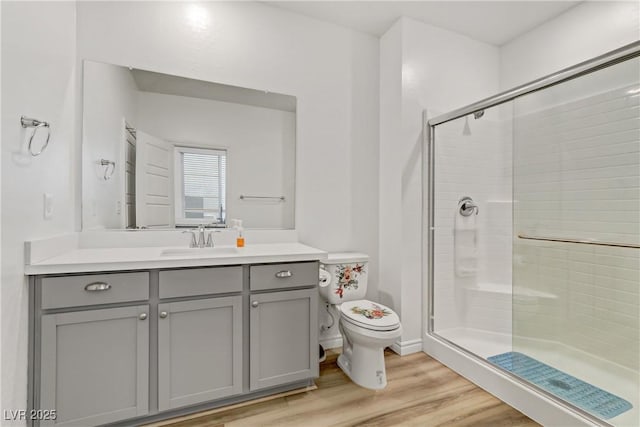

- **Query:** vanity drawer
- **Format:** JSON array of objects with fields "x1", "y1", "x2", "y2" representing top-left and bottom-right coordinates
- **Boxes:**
[
  {"x1": 250, "y1": 262, "x2": 318, "y2": 291},
  {"x1": 41, "y1": 272, "x2": 149, "y2": 309},
  {"x1": 159, "y1": 266, "x2": 243, "y2": 299}
]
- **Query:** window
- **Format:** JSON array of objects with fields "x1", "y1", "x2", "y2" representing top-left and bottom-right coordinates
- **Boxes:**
[{"x1": 174, "y1": 146, "x2": 226, "y2": 225}]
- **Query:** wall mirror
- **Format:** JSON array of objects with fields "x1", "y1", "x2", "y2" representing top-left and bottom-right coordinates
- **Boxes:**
[{"x1": 81, "y1": 60, "x2": 296, "y2": 230}]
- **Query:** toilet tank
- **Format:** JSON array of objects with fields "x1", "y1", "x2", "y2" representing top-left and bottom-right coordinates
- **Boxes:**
[{"x1": 319, "y1": 252, "x2": 369, "y2": 305}]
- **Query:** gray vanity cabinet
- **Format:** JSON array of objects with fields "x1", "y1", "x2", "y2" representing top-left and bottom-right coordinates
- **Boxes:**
[
  {"x1": 30, "y1": 261, "x2": 319, "y2": 426},
  {"x1": 249, "y1": 288, "x2": 318, "y2": 390},
  {"x1": 39, "y1": 305, "x2": 149, "y2": 426},
  {"x1": 158, "y1": 296, "x2": 243, "y2": 411}
]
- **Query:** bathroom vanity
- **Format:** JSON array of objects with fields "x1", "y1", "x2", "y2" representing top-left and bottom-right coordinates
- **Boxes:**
[{"x1": 26, "y1": 243, "x2": 324, "y2": 427}]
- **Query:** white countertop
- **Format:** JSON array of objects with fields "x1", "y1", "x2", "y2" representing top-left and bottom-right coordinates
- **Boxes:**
[{"x1": 25, "y1": 243, "x2": 327, "y2": 275}]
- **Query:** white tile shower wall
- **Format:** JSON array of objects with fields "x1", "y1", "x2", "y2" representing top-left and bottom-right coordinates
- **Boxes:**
[
  {"x1": 513, "y1": 63, "x2": 640, "y2": 371},
  {"x1": 432, "y1": 103, "x2": 513, "y2": 334},
  {"x1": 515, "y1": 83, "x2": 640, "y2": 244}
]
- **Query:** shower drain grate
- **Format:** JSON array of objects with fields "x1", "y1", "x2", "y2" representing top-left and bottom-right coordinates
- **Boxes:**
[{"x1": 488, "y1": 351, "x2": 633, "y2": 420}]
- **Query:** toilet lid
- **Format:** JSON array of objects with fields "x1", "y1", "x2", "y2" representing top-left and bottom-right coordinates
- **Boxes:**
[{"x1": 340, "y1": 300, "x2": 400, "y2": 331}]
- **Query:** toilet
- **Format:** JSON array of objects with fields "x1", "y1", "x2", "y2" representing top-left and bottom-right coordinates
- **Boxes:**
[{"x1": 319, "y1": 253, "x2": 402, "y2": 390}]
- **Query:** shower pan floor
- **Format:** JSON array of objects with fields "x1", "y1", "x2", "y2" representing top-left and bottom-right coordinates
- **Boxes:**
[{"x1": 436, "y1": 327, "x2": 639, "y2": 426}]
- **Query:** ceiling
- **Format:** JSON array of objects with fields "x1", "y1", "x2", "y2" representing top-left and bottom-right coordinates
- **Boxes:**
[
  {"x1": 265, "y1": 1, "x2": 582, "y2": 46},
  {"x1": 131, "y1": 68, "x2": 297, "y2": 112}
]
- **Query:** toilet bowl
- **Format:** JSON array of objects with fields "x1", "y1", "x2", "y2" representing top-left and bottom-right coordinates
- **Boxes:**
[
  {"x1": 337, "y1": 299, "x2": 402, "y2": 389},
  {"x1": 319, "y1": 253, "x2": 402, "y2": 390}
]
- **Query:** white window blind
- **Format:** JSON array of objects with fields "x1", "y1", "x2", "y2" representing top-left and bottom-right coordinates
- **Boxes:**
[{"x1": 176, "y1": 147, "x2": 226, "y2": 224}]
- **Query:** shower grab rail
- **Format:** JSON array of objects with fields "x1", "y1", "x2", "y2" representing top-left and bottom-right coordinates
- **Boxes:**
[{"x1": 518, "y1": 234, "x2": 640, "y2": 249}]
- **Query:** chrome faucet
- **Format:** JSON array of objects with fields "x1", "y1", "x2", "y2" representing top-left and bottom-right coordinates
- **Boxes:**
[
  {"x1": 182, "y1": 224, "x2": 208, "y2": 248},
  {"x1": 196, "y1": 224, "x2": 206, "y2": 248},
  {"x1": 182, "y1": 230, "x2": 198, "y2": 248}
]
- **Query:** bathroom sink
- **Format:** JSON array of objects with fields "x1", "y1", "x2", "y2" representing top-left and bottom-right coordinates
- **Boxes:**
[{"x1": 161, "y1": 247, "x2": 239, "y2": 257}]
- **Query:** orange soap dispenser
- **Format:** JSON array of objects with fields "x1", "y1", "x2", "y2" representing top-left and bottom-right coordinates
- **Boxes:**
[
  {"x1": 232, "y1": 219, "x2": 245, "y2": 248},
  {"x1": 236, "y1": 228, "x2": 245, "y2": 248}
]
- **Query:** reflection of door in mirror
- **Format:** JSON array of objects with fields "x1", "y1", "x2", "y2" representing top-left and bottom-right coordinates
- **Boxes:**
[
  {"x1": 135, "y1": 131, "x2": 174, "y2": 228},
  {"x1": 123, "y1": 123, "x2": 137, "y2": 229}
]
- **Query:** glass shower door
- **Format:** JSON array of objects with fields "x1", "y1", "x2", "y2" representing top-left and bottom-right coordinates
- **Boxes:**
[
  {"x1": 431, "y1": 101, "x2": 514, "y2": 358},
  {"x1": 511, "y1": 56, "x2": 640, "y2": 426}
]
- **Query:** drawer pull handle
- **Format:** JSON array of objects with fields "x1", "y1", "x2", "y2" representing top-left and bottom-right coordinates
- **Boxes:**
[
  {"x1": 159, "y1": 311, "x2": 168, "y2": 319},
  {"x1": 139, "y1": 313, "x2": 148, "y2": 321},
  {"x1": 275, "y1": 270, "x2": 292, "y2": 278},
  {"x1": 251, "y1": 301, "x2": 259, "y2": 308},
  {"x1": 84, "y1": 282, "x2": 111, "y2": 292}
]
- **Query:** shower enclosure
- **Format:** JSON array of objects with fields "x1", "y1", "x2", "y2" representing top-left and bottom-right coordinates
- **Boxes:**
[{"x1": 424, "y1": 42, "x2": 639, "y2": 427}]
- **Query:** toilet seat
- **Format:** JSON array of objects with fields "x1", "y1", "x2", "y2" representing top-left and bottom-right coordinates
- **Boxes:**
[{"x1": 340, "y1": 300, "x2": 400, "y2": 332}]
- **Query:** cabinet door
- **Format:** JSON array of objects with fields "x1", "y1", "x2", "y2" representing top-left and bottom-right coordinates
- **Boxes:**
[
  {"x1": 40, "y1": 305, "x2": 149, "y2": 426},
  {"x1": 250, "y1": 288, "x2": 318, "y2": 390},
  {"x1": 158, "y1": 296, "x2": 242, "y2": 411}
]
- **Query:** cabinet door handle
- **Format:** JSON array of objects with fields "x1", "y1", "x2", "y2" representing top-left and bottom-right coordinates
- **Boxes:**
[
  {"x1": 84, "y1": 282, "x2": 111, "y2": 292},
  {"x1": 139, "y1": 313, "x2": 148, "y2": 320},
  {"x1": 275, "y1": 270, "x2": 292, "y2": 278},
  {"x1": 159, "y1": 311, "x2": 168, "y2": 318},
  {"x1": 251, "y1": 301, "x2": 259, "y2": 308}
]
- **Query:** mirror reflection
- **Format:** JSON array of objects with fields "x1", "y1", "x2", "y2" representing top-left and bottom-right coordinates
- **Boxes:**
[{"x1": 82, "y1": 60, "x2": 296, "y2": 230}]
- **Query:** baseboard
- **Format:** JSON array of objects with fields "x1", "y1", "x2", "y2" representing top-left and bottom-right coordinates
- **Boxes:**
[
  {"x1": 390, "y1": 338, "x2": 423, "y2": 356},
  {"x1": 321, "y1": 336, "x2": 423, "y2": 356},
  {"x1": 320, "y1": 336, "x2": 342, "y2": 350},
  {"x1": 141, "y1": 382, "x2": 316, "y2": 427}
]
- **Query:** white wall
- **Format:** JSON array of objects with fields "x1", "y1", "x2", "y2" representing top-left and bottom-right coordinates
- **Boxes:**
[
  {"x1": 378, "y1": 19, "x2": 403, "y2": 338},
  {"x1": 1, "y1": 1, "x2": 77, "y2": 420},
  {"x1": 380, "y1": 17, "x2": 500, "y2": 351},
  {"x1": 76, "y1": 0, "x2": 379, "y2": 283},
  {"x1": 82, "y1": 60, "x2": 138, "y2": 230},
  {"x1": 500, "y1": 1, "x2": 640, "y2": 90},
  {"x1": 136, "y1": 92, "x2": 296, "y2": 229}
]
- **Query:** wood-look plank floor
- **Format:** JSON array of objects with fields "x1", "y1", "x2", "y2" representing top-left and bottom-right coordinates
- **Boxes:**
[{"x1": 161, "y1": 349, "x2": 539, "y2": 427}]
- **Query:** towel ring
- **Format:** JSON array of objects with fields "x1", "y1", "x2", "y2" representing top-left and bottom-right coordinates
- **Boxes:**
[{"x1": 21, "y1": 116, "x2": 51, "y2": 156}]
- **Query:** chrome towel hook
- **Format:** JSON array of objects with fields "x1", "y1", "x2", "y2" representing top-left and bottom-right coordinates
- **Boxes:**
[
  {"x1": 21, "y1": 116, "x2": 51, "y2": 156},
  {"x1": 100, "y1": 159, "x2": 116, "y2": 180}
]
